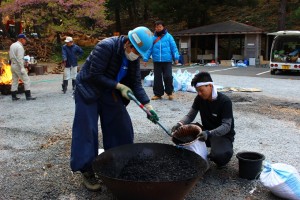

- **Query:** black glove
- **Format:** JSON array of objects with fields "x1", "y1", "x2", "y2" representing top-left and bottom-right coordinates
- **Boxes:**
[
  {"x1": 171, "y1": 122, "x2": 183, "y2": 133},
  {"x1": 198, "y1": 130, "x2": 210, "y2": 142}
]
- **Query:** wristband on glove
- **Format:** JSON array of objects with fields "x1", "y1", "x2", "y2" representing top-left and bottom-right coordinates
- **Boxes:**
[
  {"x1": 116, "y1": 83, "x2": 132, "y2": 100},
  {"x1": 144, "y1": 103, "x2": 153, "y2": 111},
  {"x1": 205, "y1": 130, "x2": 211, "y2": 137},
  {"x1": 147, "y1": 109, "x2": 159, "y2": 124},
  {"x1": 199, "y1": 130, "x2": 210, "y2": 141}
]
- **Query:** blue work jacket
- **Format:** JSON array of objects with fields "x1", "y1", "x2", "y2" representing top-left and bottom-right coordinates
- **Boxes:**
[
  {"x1": 62, "y1": 44, "x2": 83, "y2": 68},
  {"x1": 76, "y1": 36, "x2": 150, "y2": 105},
  {"x1": 143, "y1": 31, "x2": 179, "y2": 63}
]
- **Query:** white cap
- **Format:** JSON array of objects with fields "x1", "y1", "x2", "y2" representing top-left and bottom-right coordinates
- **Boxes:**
[{"x1": 64, "y1": 36, "x2": 73, "y2": 43}]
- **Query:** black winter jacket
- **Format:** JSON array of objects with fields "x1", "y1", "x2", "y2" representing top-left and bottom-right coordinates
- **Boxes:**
[{"x1": 76, "y1": 36, "x2": 150, "y2": 105}]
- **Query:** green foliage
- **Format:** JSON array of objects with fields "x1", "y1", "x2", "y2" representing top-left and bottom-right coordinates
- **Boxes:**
[
  {"x1": 214, "y1": 0, "x2": 258, "y2": 7},
  {"x1": 149, "y1": 0, "x2": 209, "y2": 27},
  {"x1": 79, "y1": 46, "x2": 94, "y2": 63},
  {"x1": 147, "y1": 0, "x2": 260, "y2": 27},
  {"x1": 292, "y1": 7, "x2": 300, "y2": 19},
  {"x1": 0, "y1": 0, "x2": 111, "y2": 36},
  {"x1": 50, "y1": 43, "x2": 63, "y2": 63}
]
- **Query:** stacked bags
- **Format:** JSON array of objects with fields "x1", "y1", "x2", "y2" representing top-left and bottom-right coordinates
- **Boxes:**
[
  {"x1": 143, "y1": 69, "x2": 198, "y2": 93},
  {"x1": 173, "y1": 69, "x2": 198, "y2": 93},
  {"x1": 143, "y1": 69, "x2": 223, "y2": 93}
]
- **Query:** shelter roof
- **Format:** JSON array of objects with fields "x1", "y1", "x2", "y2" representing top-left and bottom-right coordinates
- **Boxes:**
[{"x1": 173, "y1": 20, "x2": 265, "y2": 36}]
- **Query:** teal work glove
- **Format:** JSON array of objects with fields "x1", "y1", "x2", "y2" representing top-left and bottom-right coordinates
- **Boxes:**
[
  {"x1": 198, "y1": 130, "x2": 210, "y2": 142},
  {"x1": 144, "y1": 104, "x2": 159, "y2": 124},
  {"x1": 148, "y1": 110, "x2": 159, "y2": 124},
  {"x1": 116, "y1": 83, "x2": 133, "y2": 100}
]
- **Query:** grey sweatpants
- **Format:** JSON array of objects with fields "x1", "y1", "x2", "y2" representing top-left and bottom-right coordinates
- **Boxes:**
[{"x1": 10, "y1": 63, "x2": 31, "y2": 91}]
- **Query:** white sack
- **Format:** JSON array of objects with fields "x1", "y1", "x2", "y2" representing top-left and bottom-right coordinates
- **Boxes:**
[
  {"x1": 143, "y1": 71, "x2": 154, "y2": 87},
  {"x1": 260, "y1": 162, "x2": 300, "y2": 200},
  {"x1": 181, "y1": 140, "x2": 208, "y2": 164}
]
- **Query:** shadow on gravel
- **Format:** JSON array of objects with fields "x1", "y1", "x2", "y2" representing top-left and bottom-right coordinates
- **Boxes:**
[
  {"x1": 226, "y1": 93, "x2": 255, "y2": 103},
  {"x1": 271, "y1": 102, "x2": 300, "y2": 110}
]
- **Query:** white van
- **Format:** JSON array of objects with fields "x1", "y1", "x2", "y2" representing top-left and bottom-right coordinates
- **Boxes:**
[{"x1": 269, "y1": 30, "x2": 300, "y2": 75}]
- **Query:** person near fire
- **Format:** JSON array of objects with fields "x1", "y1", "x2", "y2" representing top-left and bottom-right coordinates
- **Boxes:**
[
  {"x1": 9, "y1": 34, "x2": 36, "y2": 101},
  {"x1": 61, "y1": 36, "x2": 83, "y2": 93},
  {"x1": 70, "y1": 26, "x2": 159, "y2": 191},
  {"x1": 143, "y1": 20, "x2": 180, "y2": 100},
  {"x1": 171, "y1": 72, "x2": 235, "y2": 168}
]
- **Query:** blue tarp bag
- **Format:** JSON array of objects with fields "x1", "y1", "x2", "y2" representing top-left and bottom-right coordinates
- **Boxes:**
[
  {"x1": 260, "y1": 162, "x2": 300, "y2": 200},
  {"x1": 236, "y1": 60, "x2": 247, "y2": 67}
]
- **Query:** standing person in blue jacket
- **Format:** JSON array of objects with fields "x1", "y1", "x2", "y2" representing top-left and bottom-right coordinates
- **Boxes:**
[
  {"x1": 62, "y1": 36, "x2": 83, "y2": 93},
  {"x1": 70, "y1": 26, "x2": 159, "y2": 191},
  {"x1": 143, "y1": 20, "x2": 180, "y2": 100}
]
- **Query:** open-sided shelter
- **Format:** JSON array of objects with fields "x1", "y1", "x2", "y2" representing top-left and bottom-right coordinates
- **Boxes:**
[{"x1": 173, "y1": 20, "x2": 267, "y2": 65}]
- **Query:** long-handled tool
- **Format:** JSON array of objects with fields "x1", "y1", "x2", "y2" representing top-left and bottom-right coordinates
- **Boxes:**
[{"x1": 128, "y1": 92, "x2": 184, "y2": 143}]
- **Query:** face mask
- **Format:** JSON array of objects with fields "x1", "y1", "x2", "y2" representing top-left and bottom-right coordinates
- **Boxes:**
[{"x1": 125, "y1": 51, "x2": 139, "y2": 61}]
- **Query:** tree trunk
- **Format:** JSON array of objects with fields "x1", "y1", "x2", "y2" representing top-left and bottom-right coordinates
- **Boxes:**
[
  {"x1": 132, "y1": 0, "x2": 138, "y2": 23},
  {"x1": 56, "y1": 32, "x2": 61, "y2": 44},
  {"x1": 127, "y1": 5, "x2": 134, "y2": 25},
  {"x1": 14, "y1": 13, "x2": 22, "y2": 37},
  {"x1": 0, "y1": 0, "x2": 9, "y2": 37},
  {"x1": 126, "y1": 0, "x2": 138, "y2": 26},
  {"x1": 143, "y1": 1, "x2": 149, "y2": 20},
  {"x1": 278, "y1": 0, "x2": 287, "y2": 30},
  {"x1": 114, "y1": 0, "x2": 122, "y2": 33}
]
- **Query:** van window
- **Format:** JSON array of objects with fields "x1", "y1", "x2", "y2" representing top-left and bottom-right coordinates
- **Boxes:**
[{"x1": 271, "y1": 35, "x2": 300, "y2": 63}]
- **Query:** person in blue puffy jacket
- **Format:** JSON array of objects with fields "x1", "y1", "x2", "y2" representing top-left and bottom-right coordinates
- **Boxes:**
[
  {"x1": 70, "y1": 26, "x2": 159, "y2": 191},
  {"x1": 143, "y1": 20, "x2": 180, "y2": 100}
]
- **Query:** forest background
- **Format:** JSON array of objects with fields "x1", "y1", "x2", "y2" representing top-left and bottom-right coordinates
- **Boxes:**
[{"x1": 0, "y1": 0, "x2": 299, "y2": 62}]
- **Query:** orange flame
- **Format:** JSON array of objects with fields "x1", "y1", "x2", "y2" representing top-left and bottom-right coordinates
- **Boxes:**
[{"x1": 0, "y1": 60, "x2": 12, "y2": 85}]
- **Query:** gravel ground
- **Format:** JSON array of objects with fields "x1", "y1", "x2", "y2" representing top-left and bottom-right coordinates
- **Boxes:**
[{"x1": 0, "y1": 69, "x2": 300, "y2": 200}]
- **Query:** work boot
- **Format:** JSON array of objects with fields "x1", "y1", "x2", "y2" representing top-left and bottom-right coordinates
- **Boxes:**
[
  {"x1": 167, "y1": 93, "x2": 174, "y2": 100},
  {"x1": 151, "y1": 95, "x2": 162, "y2": 100},
  {"x1": 62, "y1": 80, "x2": 68, "y2": 94},
  {"x1": 25, "y1": 90, "x2": 36, "y2": 100},
  {"x1": 72, "y1": 80, "x2": 76, "y2": 90},
  {"x1": 11, "y1": 91, "x2": 20, "y2": 101},
  {"x1": 82, "y1": 171, "x2": 102, "y2": 192}
]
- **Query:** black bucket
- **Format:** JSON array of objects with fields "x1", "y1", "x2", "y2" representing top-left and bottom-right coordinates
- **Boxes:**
[{"x1": 236, "y1": 151, "x2": 265, "y2": 180}]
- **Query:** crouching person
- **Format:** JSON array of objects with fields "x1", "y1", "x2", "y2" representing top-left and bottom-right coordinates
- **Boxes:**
[{"x1": 171, "y1": 72, "x2": 235, "y2": 168}]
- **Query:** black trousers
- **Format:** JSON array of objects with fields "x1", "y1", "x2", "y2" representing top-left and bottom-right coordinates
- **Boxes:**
[
  {"x1": 153, "y1": 62, "x2": 173, "y2": 96},
  {"x1": 206, "y1": 135, "x2": 234, "y2": 167}
]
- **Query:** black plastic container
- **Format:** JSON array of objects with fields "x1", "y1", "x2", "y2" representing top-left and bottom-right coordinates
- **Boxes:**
[
  {"x1": 0, "y1": 83, "x2": 24, "y2": 95},
  {"x1": 236, "y1": 151, "x2": 265, "y2": 180}
]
